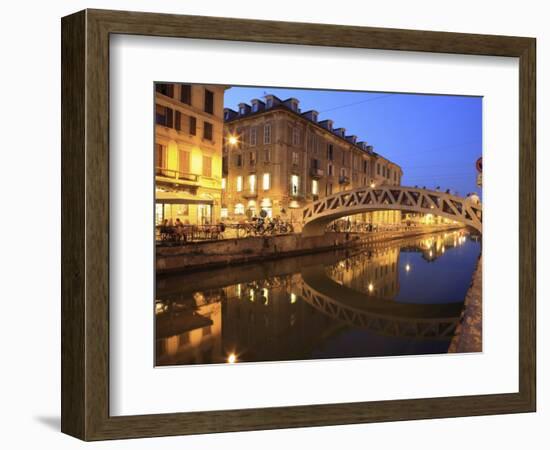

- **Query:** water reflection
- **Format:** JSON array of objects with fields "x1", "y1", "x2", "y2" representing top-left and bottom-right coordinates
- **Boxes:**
[{"x1": 155, "y1": 230, "x2": 481, "y2": 366}]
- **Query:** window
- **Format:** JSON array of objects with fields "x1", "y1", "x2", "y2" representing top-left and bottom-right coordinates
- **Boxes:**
[
  {"x1": 291, "y1": 175, "x2": 299, "y2": 196},
  {"x1": 266, "y1": 98, "x2": 273, "y2": 109},
  {"x1": 312, "y1": 179, "x2": 318, "y2": 196},
  {"x1": 264, "y1": 148, "x2": 271, "y2": 163},
  {"x1": 180, "y1": 84, "x2": 191, "y2": 104},
  {"x1": 203, "y1": 121, "x2": 213, "y2": 140},
  {"x1": 311, "y1": 158, "x2": 320, "y2": 169},
  {"x1": 363, "y1": 160, "x2": 368, "y2": 173},
  {"x1": 189, "y1": 116, "x2": 197, "y2": 135},
  {"x1": 340, "y1": 167, "x2": 347, "y2": 177},
  {"x1": 179, "y1": 150, "x2": 190, "y2": 174},
  {"x1": 326, "y1": 182, "x2": 333, "y2": 196},
  {"x1": 235, "y1": 203, "x2": 244, "y2": 215},
  {"x1": 249, "y1": 174, "x2": 256, "y2": 193},
  {"x1": 262, "y1": 173, "x2": 270, "y2": 190},
  {"x1": 204, "y1": 89, "x2": 214, "y2": 114},
  {"x1": 250, "y1": 127, "x2": 257, "y2": 146},
  {"x1": 327, "y1": 144, "x2": 334, "y2": 160},
  {"x1": 292, "y1": 127, "x2": 300, "y2": 146},
  {"x1": 156, "y1": 83, "x2": 174, "y2": 97},
  {"x1": 236, "y1": 154, "x2": 242, "y2": 167},
  {"x1": 377, "y1": 163, "x2": 381, "y2": 175},
  {"x1": 155, "y1": 143, "x2": 166, "y2": 168},
  {"x1": 236, "y1": 176, "x2": 243, "y2": 192},
  {"x1": 202, "y1": 155, "x2": 212, "y2": 177},
  {"x1": 292, "y1": 151, "x2": 299, "y2": 165},
  {"x1": 155, "y1": 104, "x2": 173, "y2": 127},
  {"x1": 264, "y1": 124, "x2": 272, "y2": 144},
  {"x1": 249, "y1": 152, "x2": 256, "y2": 166},
  {"x1": 174, "y1": 110, "x2": 182, "y2": 131},
  {"x1": 220, "y1": 208, "x2": 228, "y2": 218},
  {"x1": 327, "y1": 163, "x2": 333, "y2": 176},
  {"x1": 221, "y1": 178, "x2": 226, "y2": 190}
]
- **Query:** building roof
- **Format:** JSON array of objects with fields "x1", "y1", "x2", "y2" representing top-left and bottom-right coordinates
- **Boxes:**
[{"x1": 225, "y1": 101, "x2": 401, "y2": 169}]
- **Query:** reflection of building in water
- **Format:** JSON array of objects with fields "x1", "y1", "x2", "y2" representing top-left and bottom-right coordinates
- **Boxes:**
[
  {"x1": 325, "y1": 248, "x2": 400, "y2": 299},
  {"x1": 155, "y1": 291, "x2": 223, "y2": 365},
  {"x1": 221, "y1": 275, "x2": 335, "y2": 362},
  {"x1": 401, "y1": 230, "x2": 468, "y2": 262}
]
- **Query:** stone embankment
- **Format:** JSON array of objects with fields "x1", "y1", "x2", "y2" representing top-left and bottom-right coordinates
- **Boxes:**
[
  {"x1": 448, "y1": 256, "x2": 482, "y2": 353},
  {"x1": 156, "y1": 225, "x2": 462, "y2": 274}
]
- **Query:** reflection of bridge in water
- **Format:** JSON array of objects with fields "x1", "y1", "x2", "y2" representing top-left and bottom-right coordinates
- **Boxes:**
[{"x1": 300, "y1": 265, "x2": 463, "y2": 341}]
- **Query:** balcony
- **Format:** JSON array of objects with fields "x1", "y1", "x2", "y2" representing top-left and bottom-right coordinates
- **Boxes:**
[
  {"x1": 155, "y1": 167, "x2": 199, "y2": 184},
  {"x1": 309, "y1": 167, "x2": 324, "y2": 179},
  {"x1": 242, "y1": 191, "x2": 258, "y2": 199},
  {"x1": 339, "y1": 175, "x2": 350, "y2": 185}
]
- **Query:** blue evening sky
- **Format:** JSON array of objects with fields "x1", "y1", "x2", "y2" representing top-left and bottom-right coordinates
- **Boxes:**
[{"x1": 224, "y1": 87, "x2": 482, "y2": 196}]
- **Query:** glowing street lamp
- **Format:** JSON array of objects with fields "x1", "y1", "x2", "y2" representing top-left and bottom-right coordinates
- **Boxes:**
[
  {"x1": 368, "y1": 283, "x2": 374, "y2": 293},
  {"x1": 405, "y1": 264, "x2": 411, "y2": 272},
  {"x1": 228, "y1": 135, "x2": 238, "y2": 146},
  {"x1": 227, "y1": 353, "x2": 237, "y2": 364}
]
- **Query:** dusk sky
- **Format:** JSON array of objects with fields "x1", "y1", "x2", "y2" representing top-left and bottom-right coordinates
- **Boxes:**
[{"x1": 225, "y1": 86, "x2": 482, "y2": 196}]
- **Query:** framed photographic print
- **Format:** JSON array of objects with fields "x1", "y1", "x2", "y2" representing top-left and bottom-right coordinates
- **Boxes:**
[{"x1": 61, "y1": 9, "x2": 536, "y2": 441}]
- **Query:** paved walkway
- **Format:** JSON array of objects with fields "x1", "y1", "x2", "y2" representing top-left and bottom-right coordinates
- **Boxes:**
[{"x1": 448, "y1": 256, "x2": 482, "y2": 353}]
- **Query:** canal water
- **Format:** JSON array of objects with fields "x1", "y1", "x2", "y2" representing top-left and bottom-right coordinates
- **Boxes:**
[{"x1": 155, "y1": 230, "x2": 481, "y2": 366}]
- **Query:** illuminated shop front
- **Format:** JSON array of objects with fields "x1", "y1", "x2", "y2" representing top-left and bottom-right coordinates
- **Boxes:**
[{"x1": 155, "y1": 190, "x2": 214, "y2": 225}]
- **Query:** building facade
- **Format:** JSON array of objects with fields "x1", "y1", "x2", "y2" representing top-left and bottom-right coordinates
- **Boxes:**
[
  {"x1": 155, "y1": 83, "x2": 226, "y2": 226},
  {"x1": 221, "y1": 95, "x2": 403, "y2": 226}
]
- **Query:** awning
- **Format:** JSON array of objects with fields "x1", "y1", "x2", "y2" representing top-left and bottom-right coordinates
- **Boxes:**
[{"x1": 155, "y1": 191, "x2": 214, "y2": 205}]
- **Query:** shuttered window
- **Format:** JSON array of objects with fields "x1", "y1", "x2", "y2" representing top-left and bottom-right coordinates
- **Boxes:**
[{"x1": 202, "y1": 156, "x2": 212, "y2": 177}]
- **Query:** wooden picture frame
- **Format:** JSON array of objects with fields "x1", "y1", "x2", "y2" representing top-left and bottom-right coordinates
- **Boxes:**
[{"x1": 61, "y1": 9, "x2": 536, "y2": 441}]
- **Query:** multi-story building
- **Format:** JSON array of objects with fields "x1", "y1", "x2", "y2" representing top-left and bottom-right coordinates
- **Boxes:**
[
  {"x1": 155, "y1": 83, "x2": 226, "y2": 226},
  {"x1": 221, "y1": 95, "x2": 403, "y2": 226}
]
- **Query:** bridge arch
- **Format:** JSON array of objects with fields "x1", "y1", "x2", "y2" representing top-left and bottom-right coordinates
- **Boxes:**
[{"x1": 301, "y1": 186, "x2": 482, "y2": 237}]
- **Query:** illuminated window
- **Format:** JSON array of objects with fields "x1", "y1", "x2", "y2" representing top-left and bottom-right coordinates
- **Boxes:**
[
  {"x1": 234, "y1": 203, "x2": 244, "y2": 214},
  {"x1": 236, "y1": 176, "x2": 243, "y2": 192},
  {"x1": 312, "y1": 179, "x2": 318, "y2": 196},
  {"x1": 221, "y1": 178, "x2": 226, "y2": 190},
  {"x1": 291, "y1": 175, "x2": 299, "y2": 196},
  {"x1": 220, "y1": 208, "x2": 228, "y2": 218},
  {"x1": 249, "y1": 174, "x2": 256, "y2": 193},
  {"x1": 262, "y1": 173, "x2": 270, "y2": 191},
  {"x1": 292, "y1": 151, "x2": 299, "y2": 165}
]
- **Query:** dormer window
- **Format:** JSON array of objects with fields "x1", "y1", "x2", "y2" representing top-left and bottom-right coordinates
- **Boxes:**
[
  {"x1": 252, "y1": 103, "x2": 259, "y2": 112},
  {"x1": 239, "y1": 106, "x2": 246, "y2": 115},
  {"x1": 266, "y1": 98, "x2": 273, "y2": 109},
  {"x1": 311, "y1": 112, "x2": 318, "y2": 122}
]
